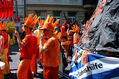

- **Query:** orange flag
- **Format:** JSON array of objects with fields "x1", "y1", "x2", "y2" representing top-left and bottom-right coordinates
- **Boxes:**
[{"x1": 8, "y1": 0, "x2": 13, "y2": 19}]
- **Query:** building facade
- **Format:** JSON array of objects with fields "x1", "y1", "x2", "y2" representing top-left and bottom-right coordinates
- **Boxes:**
[
  {"x1": 15, "y1": 0, "x2": 97, "y2": 25},
  {"x1": 83, "y1": 0, "x2": 98, "y2": 22}
]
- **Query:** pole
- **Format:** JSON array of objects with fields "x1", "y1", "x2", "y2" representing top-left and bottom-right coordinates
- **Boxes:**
[
  {"x1": 15, "y1": 0, "x2": 18, "y2": 17},
  {"x1": 24, "y1": 0, "x2": 26, "y2": 17}
]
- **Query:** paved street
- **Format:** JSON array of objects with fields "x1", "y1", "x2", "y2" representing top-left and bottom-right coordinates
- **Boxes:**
[
  {"x1": 5, "y1": 42, "x2": 45, "y2": 79},
  {"x1": 4, "y1": 41, "x2": 71, "y2": 79}
]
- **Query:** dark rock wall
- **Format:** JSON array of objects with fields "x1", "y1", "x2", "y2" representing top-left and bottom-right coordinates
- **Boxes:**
[{"x1": 80, "y1": 0, "x2": 119, "y2": 54}]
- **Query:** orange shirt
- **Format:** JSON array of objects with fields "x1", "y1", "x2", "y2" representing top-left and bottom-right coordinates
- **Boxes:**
[
  {"x1": 20, "y1": 34, "x2": 38, "y2": 59},
  {"x1": 42, "y1": 37, "x2": 61, "y2": 67}
]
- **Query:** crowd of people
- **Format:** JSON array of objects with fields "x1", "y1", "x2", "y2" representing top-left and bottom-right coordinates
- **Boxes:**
[{"x1": 0, "y1": 13, "x2": 82, "y2": 79}]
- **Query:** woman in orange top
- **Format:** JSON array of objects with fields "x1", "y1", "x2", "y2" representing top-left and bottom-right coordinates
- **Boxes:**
[
  {"x1": 15, "y1": 13, "x2": 39, "y2": 79},
  {"x1": 15, "y1": 26, "x2": 38, "y2": 79}
]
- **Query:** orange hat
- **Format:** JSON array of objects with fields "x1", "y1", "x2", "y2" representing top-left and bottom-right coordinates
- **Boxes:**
[
  {"x1": 38, "y1": 20, "x2": 44, "y2": 28},
  {"x1": 23, "y1": 13, "x2": 40, "y2": 28},
  {"x1": 40, "y1": 15, "x2": 60, "y2": 31},
  {"x1": 0, "y1": 21, "x2": 7, "y2": 30},
  {"x1": 71, "y1": 25, "x2": 80, "y2": 33},
  {"x1": 54, "y1": 30, "x2": 61, "y2": 39}
]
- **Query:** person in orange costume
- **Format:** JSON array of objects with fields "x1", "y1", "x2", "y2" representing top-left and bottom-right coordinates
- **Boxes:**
[
  {"x1": 57, "y1": 21, "x2": 69, "y2": 59},
  {"x1": 0, "y1": 30, "x2": 5, "y2": 79},
  {"x1": 67, "y1": 30, "x2": 74, "y2": 59},
  {"x1": 72, "y1": 25, "x2": 81, "y2": 46},
  {"x1": 15, "y1": 13, "x2": 39, "y2": 79},
  {"x1": 61, "y1": 32, "x2": 69, "y2": 59},
  {"x1": 0, "y1": 21, "x2": 10, "y2": 75},
  {"x1": 39, "y1": 15, "x2": 61, "y2": 79},
  {"x1": 30, "y1": 20, "x2": 44, "y2": 75}
]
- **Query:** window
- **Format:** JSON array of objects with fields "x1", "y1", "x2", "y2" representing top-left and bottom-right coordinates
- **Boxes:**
[
  {"x1": 40, "y1": 11, "x2": 47, "y2": 17},
  {"x1": 53, "y1": 11, "x2": 61, "y2": 24},
  {"x1": 53, "y1": 11, "x2": 61, "y2": 16},
  {"x1": 68, "y1": 12, "x2": 76, "y2": 17},
  {"x1": 54, "y1": 17, "x2": 60, "y2": 24},
  {"x1": 38, "y1": 11, "x2": 47, "y2": 20},
  {"x1": 35, "y1": 10, "x2": 40, "y2": 16},
  {"x1": 68, "y1": 12, "x2": 77, "y2": 23}
]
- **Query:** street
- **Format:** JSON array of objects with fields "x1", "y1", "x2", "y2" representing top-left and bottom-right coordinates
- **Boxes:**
[{"x1": 4, "y1": 41, "x2": 71, "y2": 79}]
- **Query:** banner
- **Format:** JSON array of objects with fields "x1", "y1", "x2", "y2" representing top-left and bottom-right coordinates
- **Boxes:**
[
  {"x1": 0, "y1": 0, "x2": 13, "y2": 19},
  {"x1": 69, "y1": 46, "x2": 119, "y2": 79},
  {"x1": 8, "y1": 0, "x2": 13, "y2": 19}
]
